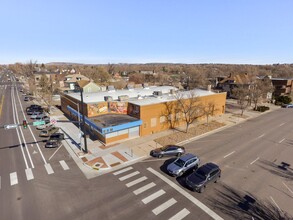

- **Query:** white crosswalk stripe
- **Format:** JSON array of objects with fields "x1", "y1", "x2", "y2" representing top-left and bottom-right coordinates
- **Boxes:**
[
  {"x1": 113, "y1": 166, "x2": 133, "y2": 175},
  {"x1": 59, "y1": 160, "x2": 69, "y2": 170},
  {"x1": 126, "y1": 176, "x2": 147, "y2": 187},
  {"x1": 152, "y1": 198, "x2": 177, "y2": 215},
  {"x1": 25, "y1": 168, "x2": 34, "y2": 181},
  {"x1": 133, "y1": 182, "x2": 156, "y2": 195},
  {"x1": 45, "y1": 163, "x2": 54, "y2": 175},
  {"x1": 119, "y1": 171, "x2": 140, "y2": 181},
  {"x1": 169, "y1": 208, "x2": 190, "y2": 220},
  {"x1": 142, "y1": 189, "x2": 165, "y2": 204},
  {"x1": 10, "y1": 172, "x2": 18, "y2": 186}
]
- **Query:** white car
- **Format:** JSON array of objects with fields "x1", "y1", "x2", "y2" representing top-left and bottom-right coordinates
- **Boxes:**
[
  {"x1": 30, "y1": 112, "x2": 45, "y2": 119},
  {"x1": 36, "y1": 123, "x2": 53, "y2": 130}
]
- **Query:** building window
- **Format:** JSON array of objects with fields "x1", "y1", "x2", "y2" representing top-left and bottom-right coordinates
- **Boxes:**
[
  {"x1": 151, "y1": 118, "x2": 157, "y2": 127},
  {"x1": 160, "y1": 116, "x2": 165, "y2": 123}
]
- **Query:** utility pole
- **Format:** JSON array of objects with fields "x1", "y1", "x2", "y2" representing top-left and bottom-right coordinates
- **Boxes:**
[{"x1": 79, "y1": 87, "x2": 88, "y2": 153}]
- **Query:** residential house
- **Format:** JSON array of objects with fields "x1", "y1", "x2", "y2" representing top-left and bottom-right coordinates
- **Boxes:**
[
  {"x1": 271, "y1": 78, "x2": 293, "y2": 97},
  {"x1": 76, "y1": 80, "x2": 101, "y2": 93},
  {"x1": 64, "y1": 74, "x2": 90, "y2": 91}
]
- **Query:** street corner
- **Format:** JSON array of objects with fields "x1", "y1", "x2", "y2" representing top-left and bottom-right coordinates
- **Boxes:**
[{"x1": 84, "y1": 156, "x2": 110, "y2": 171}]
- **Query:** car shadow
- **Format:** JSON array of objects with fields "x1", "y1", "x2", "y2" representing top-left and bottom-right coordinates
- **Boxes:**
[
  {"x1": 175, "y1": 169, "x2": 195, "y2": 192},
  {"x1": 159, "y1": 158, "x2": 176, "y2": 175}
]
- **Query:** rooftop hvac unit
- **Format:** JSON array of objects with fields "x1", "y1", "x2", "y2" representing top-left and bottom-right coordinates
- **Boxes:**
[
  {"x1": 143, "y1": 83, "x2": 149, "y2": 89},
  {"x1": 170, "y1": 89, "x2": 176, "y2": 94},
  {"x1": 153, "y1": 91, "x2": 162, "y2": 96},
  {"x1": 127, "y1": 85, "x2": 134, "y2": 90},
  {"x1": 104, "y1": 96, "x2": 113, "y2": 101},
  {"x1": 137, "y1": 95, "x2": 143, "y2": 99},
  {"x1": 118, "y1": 95, "x2": 129, "y2": 101},
  {"x1": 107, "y1": 85, "x2": 115, "y2": 91}
]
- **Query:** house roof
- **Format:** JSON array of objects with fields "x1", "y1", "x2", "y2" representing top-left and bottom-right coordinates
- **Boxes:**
[
  {"x1": 65, "y1": 74, "x2": 90, "y2": 83},
  {"x1": 219, "y1": 73, "x2": 255, "y2": 85},
  {"x1": 77, "y1": 80, "x2": 91, "y2": 88}
]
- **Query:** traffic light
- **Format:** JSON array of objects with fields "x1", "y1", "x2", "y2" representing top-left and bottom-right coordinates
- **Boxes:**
[{"x1": 23, "y1": 120, "x2": 28, "y2": 129}]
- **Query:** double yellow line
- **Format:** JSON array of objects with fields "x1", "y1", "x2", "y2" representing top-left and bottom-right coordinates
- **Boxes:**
[{"x1": 0, "y1": 94, "x2": 4, "y2": 118}]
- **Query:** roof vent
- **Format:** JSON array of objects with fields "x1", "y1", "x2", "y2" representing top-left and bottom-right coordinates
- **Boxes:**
[
  {"x1": 104, "y1": 96, "x2": 113, "y2": 101},
  {"x1": 118, "y1": 95, "x2": 129, "y2": 101},
  {"x1": 153, "y1": 91, "x2": 162, "y2": 96}
]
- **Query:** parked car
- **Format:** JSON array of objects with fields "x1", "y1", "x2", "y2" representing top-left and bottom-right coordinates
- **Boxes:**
[
  {"x1": 167, "y1": 153, "x2": 200, "y2": 177},
  {"x1": 36, "y1": 123, "x2": 53, "y2": 130},
  {"x1": 35, "y1": 114, "x2": 48, "y2": 121},
  {"x1": 186, "y1": 162, "x2": 221, "y2": 193},
  {"x1": 39, "y1": 126, "x2": 59, "y2": 137},
  {"x1": 48, "y1": 132, "x2": 64, "y2": 141},
  {"x1": 26, "y1": 105, "x2": 43, "y2": 115},
  {"x1": 150, "y1": 145, "x2": 185, "y2": 158},
  {"x1": 45, "y1": 139, "x2": 62, "y2": 148},
  {"x1": 285, "y1": 104, "x2": 293, "y2": 108},
  {"x1": 24, "y1": 96, "x2": 32, "y2": 101},
  {"x1": 31, "y1": 112, "x2": 45, "y2": 119}
]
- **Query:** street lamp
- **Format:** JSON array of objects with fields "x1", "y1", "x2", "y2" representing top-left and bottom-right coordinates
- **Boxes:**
[{"x1": 76, "y1": 86, "x2": 88, "y2": 153}]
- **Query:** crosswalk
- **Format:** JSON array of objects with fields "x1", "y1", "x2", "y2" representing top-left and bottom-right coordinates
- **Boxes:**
[
  {"x1": 113, "y1": 166, "x2": 191, "y2": 219},
  {"x1": 1, "y1": 160, "x2": 70, "y2": 188}
]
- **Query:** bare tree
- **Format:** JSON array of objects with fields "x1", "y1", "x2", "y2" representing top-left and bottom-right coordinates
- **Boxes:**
[
  {"x1": 233, "y1": 86, "x2": 250, "y2": 116},
  {"x1": 161, "y1": 100, "x2": 181, "y2": 129},
  {"x1": 203, "y1": 102, "x2": 216, "y2": 125},
  {"x1": 175, "y1": 91, "x2": 204, "y2": 133},
  {"x1": 250, "y1": 79, "x2": 274, "y2": 109}
]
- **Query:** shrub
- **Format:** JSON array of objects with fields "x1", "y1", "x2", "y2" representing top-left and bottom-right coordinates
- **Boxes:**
[
  {"x1": 275, "y1": 96, "x2": 292, "y2": 105},
  {"x1": 254, "y1": 106, "x2": 270, "y2": 112}
]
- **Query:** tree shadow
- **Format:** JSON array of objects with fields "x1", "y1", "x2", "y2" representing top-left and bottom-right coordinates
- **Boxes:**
[
  {"x1": 257, "y1": 159, "x2": 293, "y2": 180},
  {"x1": 208, "y1": 183, "x2": 292, "y2": 220}
]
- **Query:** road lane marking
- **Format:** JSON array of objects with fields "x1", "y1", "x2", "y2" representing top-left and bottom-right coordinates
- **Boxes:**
[
  {"x1": 224, "y1": 151, "x2": 235, "y2": 158},
  {"x1": 59, "y1": 160, "x2": 69, "y2": 170},
  {"x1": 282, "y1": 182, "x2": 293, "y2": 194},
  {"x1": 113, "y1": 166, "x2": 133, "y2": 175},
  {"x1": 279, "y1": 123, "x2": 285, "y2": 127},
  {"x1": 250, "y1": 157, "x2": 260, "y2": 165},
  {"x1": 119, "y1": 171, "x2": 140, "y2": 181},
  {"x1": 278, "y1": 138, "x2": 285, "y2": 144},
  {"x1": 49, "y1": 145, "x2": 63, "y2": 161},
  {"x1": 147, "y1": 167, "x2": 224, "y2": 220},
  {"x1": 152, "y1": 198, "x2": 177, "y2": 215},
  {"x1": 126, "y1": 176, "x2": 147, "y2": 187},
  {"x1": 142, "y1": 189, "x2": 165, "y2": 204},
  {"x1": 270, "y1": 196, "x2": 281, "y2": 212},
  {"x1": 10, "y1": 172, "x2": 18, "y2": 186},
  {"x1": 257, "y1": 133, "x2": 265, "y2": 138},
  {"x1": 133, "y1": 182, "x2": 156, "y2": 195},
  {"x1": 45, "y1": 163, "x2": 54, "y2": 175},
  {"x1": 169, "y1": 208, "x2": 190, "y2": 220},
  {"x1": 25, "y1": 168, "x2": 34, "y2": 181},
  {"x1": 0, "y1": 176, "x2": 1, "y2": 189}
]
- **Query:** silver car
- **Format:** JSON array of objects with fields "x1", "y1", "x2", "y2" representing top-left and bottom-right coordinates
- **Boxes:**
[{"x1": 167, "y1": 153, "x2": 200, "y2": 177}]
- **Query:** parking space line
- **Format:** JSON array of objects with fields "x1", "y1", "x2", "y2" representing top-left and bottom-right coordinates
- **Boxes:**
[
  {"x1": 119, "y1": 171, "x2": 140, "y2": 181},
  {"x1": 279, "y1": 123, "x2": 285, "y2": 127},
  {"x1": 278, "y1": 138, "x2": 285, "y2": 144},
  {"x1": 147, "y1": 167, "x2": 224, "y2": 220},
  {"x1": 250, "y1": 157, "x2": 260, "y2": 165},
  {"x1": 0, "y1": 176, "x2": 1, "y2": 189},
  {"x1": 152, "y1": 198, "x2": 177, "y2": 215},
  {"x1": 224, "y1": 151, "x2": 235, "y2": 158},
  {"x1": 282, "y1": 182, "x2": 293, "y2": 194},
  {"x1": 126, "y1": 176, "x2": 147, "y2": 187},
  {"x1": 10, "y1": 172, "x2": 18, "y2": 186},
  {"x1": 142, "y1": 189, "x2": 165, "y2": 204},
  {"x1": 113, "y1": 166, "x2": 133, "y2": 175},
  {"x1": 133, "y1": 182, "x2": 156, "y2": 195},
  {"x1": 59, "y1": 160, "x2": 69, "y2": 170},
  {"x1": 25, "y1": 168, "x2": 34, "y2": 181},
  {"x1": 270, "y1": 196, "x2": 281, "y2": 212},
  {"x1": 45, "y1": 163, "x2": 54, "y2": 175},
  {"x1": 169, "y1": 208, "x2": 190, "y2": 220},
  {"x1": 257, "y1": 133, "x2": 265, "y2": 138}
]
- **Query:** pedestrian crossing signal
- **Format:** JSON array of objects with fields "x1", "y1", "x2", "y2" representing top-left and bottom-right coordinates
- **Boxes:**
[{"x1": 23, "y1": 120, "x2": 28, "y2": 129}]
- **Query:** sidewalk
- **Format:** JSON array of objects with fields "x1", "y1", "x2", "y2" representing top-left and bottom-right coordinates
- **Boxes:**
[{"x1": 47, "y1": 101, "x2": 281, "y2": 178}]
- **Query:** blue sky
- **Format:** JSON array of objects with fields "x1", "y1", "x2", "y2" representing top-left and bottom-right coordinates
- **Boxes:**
[{"x1": 1, "y1": 0, "x2": 292, "y2": 64}]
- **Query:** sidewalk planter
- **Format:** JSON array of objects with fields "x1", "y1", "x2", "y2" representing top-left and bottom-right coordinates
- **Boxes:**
[{"x1": 254, "y1": 106, "x2": 270, "y2": 112}]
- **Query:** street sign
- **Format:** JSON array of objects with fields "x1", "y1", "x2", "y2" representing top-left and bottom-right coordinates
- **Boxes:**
[
  {"x1": 4, "y1": 124, "x2": 18, "y2": 130},
  {"x1": 33, "y1": 121, "x2": 45, "y2": 126},
  {"x1": 50, "y1": 119, "x2": 57, "y2": 124}
]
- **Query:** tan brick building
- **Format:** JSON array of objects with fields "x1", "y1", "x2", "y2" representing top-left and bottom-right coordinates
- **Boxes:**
[{"x1": 61, "y1": 86, "x2": 226, "y2": 144}]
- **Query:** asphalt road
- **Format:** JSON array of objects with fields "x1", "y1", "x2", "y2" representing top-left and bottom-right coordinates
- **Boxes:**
[{"x1": 0, "y1": 74, "x2": 292, "y2": 220}]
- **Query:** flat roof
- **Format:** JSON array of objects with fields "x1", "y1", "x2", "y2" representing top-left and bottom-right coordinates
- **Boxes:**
[
  {"x1": 66, "y1": 86, "x2": 218, "y2": 106},
  {"x1": 91, "y1": 114, "x2": 139, "y2": 128},
  {"x1": 67, "y1": 86, "x2": 177, "y2": 103}
]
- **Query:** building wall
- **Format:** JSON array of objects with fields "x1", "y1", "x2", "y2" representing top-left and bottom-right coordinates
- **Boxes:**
[
  {"x1": 139, "y1": 92, "x2": 226, "y2": 136},
  {"x1": 61, "y1": 94, "x2": 88, "y2": 117}
]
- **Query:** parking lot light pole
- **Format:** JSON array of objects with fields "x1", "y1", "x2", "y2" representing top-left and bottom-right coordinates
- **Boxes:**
[{"x1": 79, "y1": 87, "x2": 88, "y2": 153}]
